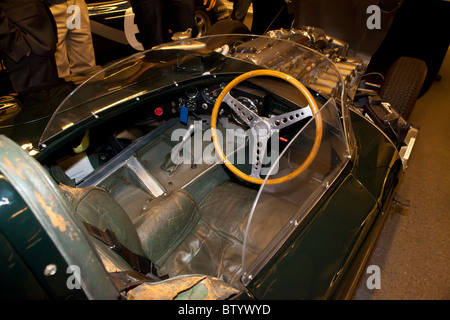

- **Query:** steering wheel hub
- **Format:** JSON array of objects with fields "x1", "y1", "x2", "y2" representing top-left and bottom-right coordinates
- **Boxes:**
[{"x1": 253, "y1": 119, "x2": 272, "y2": 138}]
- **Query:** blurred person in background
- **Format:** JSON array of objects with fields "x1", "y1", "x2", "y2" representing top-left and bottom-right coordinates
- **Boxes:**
[
  {"x1": 131, "y1": 0, "x2": 217, "y2": 50},
  {"x1": 230, "y1": 0, "x2": 251, "y2": 23},
  {"x1": 131, "y1": 0, "x2": 197, "y2": 49},
  {"x1": 0, "y1": 0, "x2": 61, "y2": 93},
  {"x1": 45, "y1": 0, "x2": 96, "y2": 78}
]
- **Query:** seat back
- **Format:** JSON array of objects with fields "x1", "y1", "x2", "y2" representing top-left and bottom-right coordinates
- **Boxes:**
[
  {"x1": 60, "y1": 184, "x2": 146, "y2": 257},
  {"x1": 132, "y1": 189, "x2": 202, "y2": 267}
]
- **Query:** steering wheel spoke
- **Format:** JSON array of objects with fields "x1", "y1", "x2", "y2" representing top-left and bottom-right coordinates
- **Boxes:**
[
  {"x1": 268, "y1": 107, "x2": 313, "y2": 130},
  {"x1": 249, "y1": 132, "x2": 270, "y2": 179},
  {"x1": 223, "y1": 92, "x2": 261, "y2": 127}
]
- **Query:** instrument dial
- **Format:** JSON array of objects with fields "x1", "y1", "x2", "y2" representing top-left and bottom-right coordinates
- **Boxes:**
[
  {"x1": 201, "y1": 82, "x2": 226, "y2": 104},
  {"x1": 185, "y1": 87, "x2": 198, "y2": 99}
]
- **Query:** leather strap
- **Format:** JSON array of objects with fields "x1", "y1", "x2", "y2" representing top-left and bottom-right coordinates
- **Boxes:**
[{"x1": 82, "y1": 221, "x2": 164, "y2": 279}]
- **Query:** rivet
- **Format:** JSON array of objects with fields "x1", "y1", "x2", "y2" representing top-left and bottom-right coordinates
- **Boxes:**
[{"x1": 44, "y1": 264, "x2": 57, "y2": 277}]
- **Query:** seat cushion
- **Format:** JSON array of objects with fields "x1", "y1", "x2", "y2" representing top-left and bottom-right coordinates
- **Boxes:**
[
  {"x1": 160, "y1": 181, "x2": 298, "y2": 287},
  {"x1": 159, "y1": 219, "x2": 244, "y2": 286},
  {"x1": 199, "y1": 181, "x2": 299, "y2": 253},
  {"x1": 132, "y1": 189, "x2": 201, "y2": 267}
]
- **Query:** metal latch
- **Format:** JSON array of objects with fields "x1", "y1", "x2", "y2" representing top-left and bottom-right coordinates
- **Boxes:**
[{"x1": 399, "y1": 126, "x2": 419, "y2": 171}]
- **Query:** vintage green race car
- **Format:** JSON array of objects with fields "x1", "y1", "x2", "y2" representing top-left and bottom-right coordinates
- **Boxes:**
[{"x1": 0, "y1": 24, "x2": 420, "y2": 300}]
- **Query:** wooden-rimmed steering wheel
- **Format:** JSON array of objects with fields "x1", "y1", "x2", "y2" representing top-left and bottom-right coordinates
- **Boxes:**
[{"x1": 210, "y1": 69, "x2": 323, "y2": 185}]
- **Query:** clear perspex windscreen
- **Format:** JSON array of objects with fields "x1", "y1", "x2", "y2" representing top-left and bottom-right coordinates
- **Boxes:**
[{"x1": 241, "y1": 98, "x2": 351, "y2": 286}]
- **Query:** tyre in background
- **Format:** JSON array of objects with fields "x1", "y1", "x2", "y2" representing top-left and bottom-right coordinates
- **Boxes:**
[{"x1": 379, "y1": 56, "x2": 427, "y2": 120}]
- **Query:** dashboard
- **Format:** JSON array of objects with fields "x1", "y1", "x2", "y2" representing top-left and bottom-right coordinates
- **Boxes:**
[{"x1": 148, "y1": 76, "x2": 311, "y2": 129}]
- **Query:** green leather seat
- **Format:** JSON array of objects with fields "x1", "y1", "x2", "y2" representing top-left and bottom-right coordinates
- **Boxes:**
[
  {"x1": 60, "y1": 183, "x2": 247, "y2": 288},
  {"x1": 61, "y1": 179, "x2": 298, "y2": 291}
]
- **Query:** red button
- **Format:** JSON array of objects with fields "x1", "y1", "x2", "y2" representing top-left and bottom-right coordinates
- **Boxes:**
[{"x1": 155, "y1": 107, "x2": 163, "y2": 116}]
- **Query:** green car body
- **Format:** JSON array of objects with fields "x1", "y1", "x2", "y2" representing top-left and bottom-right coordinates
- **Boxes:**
[
  {"x1": 0, "y1": 32, "x2": 408, "y2": 300},
  {"x1": 0, "y1": 108, "x2": 401, "y2": 299}
]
